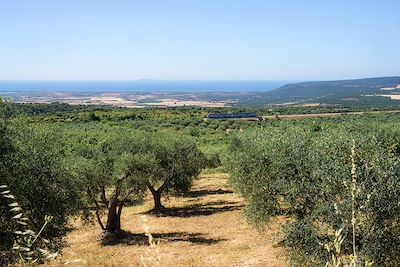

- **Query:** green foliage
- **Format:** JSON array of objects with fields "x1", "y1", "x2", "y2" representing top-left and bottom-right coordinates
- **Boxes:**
[
  {"x1": 204, "y1": 152, "x2": 221, "y2": 169},
  {"x1": 0, "y1": 120, "x2": 15, "y2": 265},
  {"x1": 138, "y1": 133, "x2": 206, "y2": 194},
  {"x1": 1, "y1": 184, "x2": 58, "y2": 265},
  {"x1": 67, "y1": 130, "x2": 148, "y2": 231},
  {"x1": 8, "y1": 123, "x2": 82, "y2": 235},
  {"x1": 115, "y1": 132, "x2": 207, "y2": 212},
  {"x1": 5, "y1": 100, "x2": 400, "y2": 263},
  {"x1": 0, "y1": 120, "x2": 81, "y2": 265},
  {"x1": 67, "y1": 128, "x2": 205, "y2": 228},
  {"x1": 0, "y1": 97, "x2": 14, "y2": 119},
  {"x1": 268, "y1": 76, "x2": 400, "y2": 106},
  {"x1": 227, "y1": 124, "x2": 400, "y2": 265}
]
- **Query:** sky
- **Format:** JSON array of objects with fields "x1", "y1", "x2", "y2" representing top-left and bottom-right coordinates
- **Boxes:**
[{"x1": 0, "y1": 0, "x2": 399, "y2": 81}]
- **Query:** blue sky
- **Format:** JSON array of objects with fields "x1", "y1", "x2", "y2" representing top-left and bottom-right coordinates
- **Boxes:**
[{"x1": 1, "y1": 0, "x2": 399, "y2": 80}]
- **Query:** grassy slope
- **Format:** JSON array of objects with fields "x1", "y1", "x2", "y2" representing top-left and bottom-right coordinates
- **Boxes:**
[{"x1": 45, "y1": 173, "x2": 286, "y2": 267}]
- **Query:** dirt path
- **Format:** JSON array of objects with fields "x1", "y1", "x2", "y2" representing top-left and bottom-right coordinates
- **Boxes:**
[{"x1": 46, "y1": 173, "x2": 286, "y2": 267}]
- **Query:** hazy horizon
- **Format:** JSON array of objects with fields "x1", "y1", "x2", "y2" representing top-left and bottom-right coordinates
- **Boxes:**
[
  {"x1": 0, "y1": 80, "x2": 291, "y2": 93},
  {"x1": 1, "y1": 75, "x2": 399, "y2": 93}
]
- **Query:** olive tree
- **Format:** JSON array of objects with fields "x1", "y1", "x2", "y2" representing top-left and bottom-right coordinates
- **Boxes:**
[
  {"x1": 227, "y1": 125, "x2": 400, "y2": 265},
  {"x1": 0, "y1": 120, "x2": 81, "y2": 265},
  {"x1": 1, "y1": 122, "x2": 81, "y2": 234},
  {"x1": 0, "y1": 117, "x2": 14, "y2": 265},
  {"x1": 69, "y1": 130, "x2": 205, "y2": 233},
  {"x1": 130, "y1": 133, "x2": 206, "y2": 213},
  {"x1": 68, "y1": 133, "x2": 147, "y2": 234}
]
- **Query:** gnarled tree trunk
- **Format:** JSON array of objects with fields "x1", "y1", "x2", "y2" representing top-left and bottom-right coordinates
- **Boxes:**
[
  {"x1": 150, "y1": 188, "x2": 164, "y2": 212},
  {"x1": 103, "y1": 170, "x2": 132, "y2": 234},
  {"x1": 147, "y1": 177, "x2": 171, "y2": 213},
  {"x1": 105, "y1": 191, "x2": 122, "y2": 233}
]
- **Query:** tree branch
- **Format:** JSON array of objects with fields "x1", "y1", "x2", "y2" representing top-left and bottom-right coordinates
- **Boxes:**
[
  {"x1": 121, "y1": 188, "x2": 136, "y2": 203},
  {"x1": 155, "y1": 165, "x2": 176, "y2": 193},
  {"x1": 99, "y1": 186, "x2": 109, "y2": 206},
  {"x1": 117, "y1": 169, "x2": 132, "y2": 182},
  {"x1": 147, "y1": 182, "x2": 157, "y2": 195},
  {"x1": 110, "y1": 169, "x2": 133, "y2": 199},
  {"x1": 94, "y1": 199, "x2": 105, "y2": 230},
  {"x1": 157, "y1": 175, "x2": 172, "y2": 193}
]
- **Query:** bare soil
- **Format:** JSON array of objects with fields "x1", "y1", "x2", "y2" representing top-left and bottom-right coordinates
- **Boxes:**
[{"x1": 45, "y1": 173, "x2": 286, "y2": 267}]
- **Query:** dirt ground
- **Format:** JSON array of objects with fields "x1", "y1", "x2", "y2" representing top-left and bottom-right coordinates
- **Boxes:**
[{"x1": 45, "y1": 173, "x2": 286, "y2": 267}]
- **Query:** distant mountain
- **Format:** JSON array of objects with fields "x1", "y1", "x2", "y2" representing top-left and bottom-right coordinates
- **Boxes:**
[{"x1": 267, "y1": 76, "x2": 400, "y2": 105}]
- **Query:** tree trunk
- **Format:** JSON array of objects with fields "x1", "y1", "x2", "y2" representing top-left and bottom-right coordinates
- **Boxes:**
[
  {"x1": 153, "y1": 190, "x2": 165, "y2": 212},
  {"x1": 147, "y1": 184, "x2": 166, "y2": 213},
  {"x1": 94, "y1": 199, "x2": 105, "y2": 230},
  {"x1": 103, "y1": 170, "x2": 132, "y2": 234},
  {"x1": 105, "y1": 192, "x2": 121, "y2": 233}
]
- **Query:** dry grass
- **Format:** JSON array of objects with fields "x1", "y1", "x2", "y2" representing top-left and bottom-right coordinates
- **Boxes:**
[{"x1": 45, "y1": 173, "x2": 286, "y2": 267}]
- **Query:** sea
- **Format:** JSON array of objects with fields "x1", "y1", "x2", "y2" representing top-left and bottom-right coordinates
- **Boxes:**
[{"x1": 0, "y1": 80, "x2": 290, "y2": 93}]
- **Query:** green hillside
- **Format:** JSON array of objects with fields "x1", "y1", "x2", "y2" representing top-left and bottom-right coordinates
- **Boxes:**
[{"x1": 267, "y1": 76, "x2": 400, "y2": 105}]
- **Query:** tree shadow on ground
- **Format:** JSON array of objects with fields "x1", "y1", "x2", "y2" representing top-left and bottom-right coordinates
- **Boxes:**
[
  {"x1": 185, "y1": 188, "x2": 233, "y2": 198},
  {"x1": 146, "y1": 200, "x2": 244, "y2": 218},
  {"x1": 101, "y1": 231, "x2": 226, "y2": 246}
]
